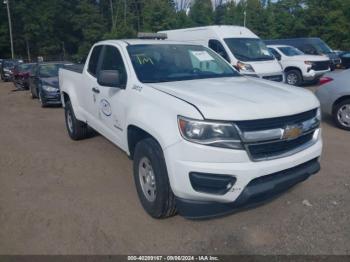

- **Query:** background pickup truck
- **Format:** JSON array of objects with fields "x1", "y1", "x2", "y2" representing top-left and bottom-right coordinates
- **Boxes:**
[
  {"x1": 59, "y1": 38, "x2": 322, "y2": 219},
  {"x1": 268, "y1": 45, "x2": 330, "y2": 86}
]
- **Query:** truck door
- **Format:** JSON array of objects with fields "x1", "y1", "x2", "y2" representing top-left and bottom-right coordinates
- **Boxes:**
[
  {"x1": 81, "y1": 45, "x2": 103, "y2": 125},
  {"x1": 94, "y1": 45, "x2": 128, "y2": 147}
]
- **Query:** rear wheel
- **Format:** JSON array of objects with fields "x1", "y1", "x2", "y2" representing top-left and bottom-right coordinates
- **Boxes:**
[
  {"x1": 285, "y1": 69, "x2": 302, "y2": 86},
  {"x1": 133, "y1": 138, "x2": 177, "y2": 218},
  {"x1": 64, "y1": 100, "x2": 89, "y2": 140},
  {"x1": 333, "y1": 99, "x2": 350, "y2": 131}
]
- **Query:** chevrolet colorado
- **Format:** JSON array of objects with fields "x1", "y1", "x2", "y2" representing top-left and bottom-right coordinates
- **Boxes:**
[{"x1": 59, "y1": 39, "x2": 322, "y2": 219}]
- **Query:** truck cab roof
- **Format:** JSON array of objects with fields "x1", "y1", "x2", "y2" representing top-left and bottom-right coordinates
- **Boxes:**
[{"x1": 94, "y1": 39, "x2": 198, "y2": 46}]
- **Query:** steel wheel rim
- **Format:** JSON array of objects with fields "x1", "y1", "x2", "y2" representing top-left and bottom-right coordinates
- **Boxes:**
[
  {"x1": 337, "y1": 104, "x2": 350, "y2": 127},
  {"x1": 138, "y1": 157, "x2": 157, "y2": 202},
  {"x1": 67, "y1": 110, "x2": 74, "y2": 133},
  {"x1": 287, "y1": 73, "x2": 298, "y2": 85}
]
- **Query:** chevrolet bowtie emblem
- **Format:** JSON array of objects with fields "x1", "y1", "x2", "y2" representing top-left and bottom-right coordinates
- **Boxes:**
[{"x1": 283, "y1": 125, "x2": 303, "y2": 140}]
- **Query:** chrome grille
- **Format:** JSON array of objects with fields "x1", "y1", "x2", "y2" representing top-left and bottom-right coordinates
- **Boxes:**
[{"x1": 235, "y1": 109, "x2": 319, "y2": 161}]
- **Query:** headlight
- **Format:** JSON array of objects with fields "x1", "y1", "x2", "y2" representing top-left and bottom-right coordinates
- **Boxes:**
[
  {"x1": 42, "y1": 85, "x2": 57, "y2": 92},
  {"x1": 316, "y1": 107, "x2": 321, "y2": 121},
  {"x1": 236, "y1": 61, "x2": 255, "y2": 72},
  {"x1": 178, "y1": 116, "x2": 243, "y2": 149},
  {"x1": 304, "y1": 61, "x2": 314, "y2": 66}
]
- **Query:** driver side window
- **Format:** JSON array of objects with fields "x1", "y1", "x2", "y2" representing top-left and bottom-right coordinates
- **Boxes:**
[{"x1": 208, "y1": 39, "x2": 230, "y2": 62}]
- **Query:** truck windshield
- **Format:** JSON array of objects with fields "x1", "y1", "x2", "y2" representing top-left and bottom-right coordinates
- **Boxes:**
[
  {"x1": 127, "y1": 44, "x2": 239, "y2": 83},
  {"x1": 313, "y1": 40, "x2": 333, "y2": 54},
  {"x1": 224, "y1": 38, "x2": 274, "y2": 62},
  {"x1": 278, "y1": 47, "x2": 304, "y2": 56}
]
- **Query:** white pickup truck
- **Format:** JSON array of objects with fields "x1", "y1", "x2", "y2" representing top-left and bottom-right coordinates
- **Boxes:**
[
  {"x1": 267, "y1": 45, "x2": 330, "y2": 86},
  {"x1": 59, "y1": 38, "x2": 322, "y2": 219}
]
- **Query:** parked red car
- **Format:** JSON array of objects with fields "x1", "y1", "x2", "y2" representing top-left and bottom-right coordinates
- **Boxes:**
[{"x1": 13, "y1": 63, "x2": 36, "y2": 89}]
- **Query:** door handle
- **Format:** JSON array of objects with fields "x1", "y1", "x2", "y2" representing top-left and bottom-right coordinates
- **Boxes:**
[{"x1": 92, "y1": 87, "x2": 100, "y2": 94}]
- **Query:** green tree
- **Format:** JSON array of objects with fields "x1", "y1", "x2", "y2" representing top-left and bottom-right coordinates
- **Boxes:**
[{"x1": 189, "y1": 0, "x2": 213, "y2": 26}]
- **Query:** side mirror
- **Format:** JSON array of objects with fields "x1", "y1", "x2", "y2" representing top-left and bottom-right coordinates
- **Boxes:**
[{"x1": 98, "y1": 70, "x2": 123, "y2": 88}]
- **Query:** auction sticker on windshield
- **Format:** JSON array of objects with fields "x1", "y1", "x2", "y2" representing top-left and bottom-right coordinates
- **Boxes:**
[{"x1": 190, "y1": 51, "x2": 214, "y2": 62}]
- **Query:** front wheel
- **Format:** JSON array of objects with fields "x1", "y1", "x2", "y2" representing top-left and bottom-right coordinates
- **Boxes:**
[
  {"x1": 133, "y1": 138, "x2": 177, "y2": 218},
  {"x1": 285, "y1": 70, "x2": 302, "y2": 86},
  {"x1": 333, "y1": 99, "x2": 350, "y2": 131},
  {"x1": 38, "y1": 91, "x2": 47, "y2": 107},
  {"x1": 64, "y1": 100, "x2": 90, "y2": 140}
]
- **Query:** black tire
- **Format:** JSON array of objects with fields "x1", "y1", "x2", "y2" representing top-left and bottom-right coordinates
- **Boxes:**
[
  {"x1": 38, "y1": 91, "x2": 47, "y2": 108},
  {"x1": 64, "y1": 100, "x2": 89, "y2": 140},
  {"x1": 30, "y1": 87, "x2": 37, "y2": 99},
  {"x1": 285, "y1": 69, "x2": 302, "y2": 86},
  {"x1": 133, "y1": 138, "x2": 177, "y2": 218},
  {"x1": 333, "y1": 99, "x2": 350, "y2": 131}
]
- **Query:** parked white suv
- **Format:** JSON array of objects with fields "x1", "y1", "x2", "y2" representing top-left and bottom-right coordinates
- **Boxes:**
[
  {"x1": 268, "y1": 45, "x2": 330, "y2": 86},
  {"x1": 59, "y1": 39, "x2": 322, "y2": 219}
]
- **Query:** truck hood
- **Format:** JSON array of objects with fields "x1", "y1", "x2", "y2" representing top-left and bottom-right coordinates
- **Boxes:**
[
  {"x1": 150, "y1": 76, "x2": 319, "y2": 121},
  {"x1": 248, "y1": 59, "x2": 282, "y2": 74},
  {"x1": 286, "y1": 54, "x2": 329, "y2": 62}
]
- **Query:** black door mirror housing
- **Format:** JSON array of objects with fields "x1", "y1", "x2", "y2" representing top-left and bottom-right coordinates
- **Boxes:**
[{"x1": 98, "y1": 70, "x2": 123, "y2": 88}]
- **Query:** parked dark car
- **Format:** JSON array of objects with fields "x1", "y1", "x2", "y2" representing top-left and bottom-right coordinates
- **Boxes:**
[
  {"x1": 13, "y1": 63, "x2": 36, "y2": 89},
  {"x1": 29, "y1": 62, "x2": 72, "y2": 107},
  {"x1": 338, "y1": 51, "x2": 350, "y2": 69},
  {"x1": 1, "y1": 59, "x2": 23, "y2": 81},
  {"x1": 265, "y1": 38, "x2": 341, "y2": 70}
]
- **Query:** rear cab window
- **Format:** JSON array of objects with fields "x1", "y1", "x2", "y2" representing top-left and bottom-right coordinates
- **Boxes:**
[{"x1": 88, "y1": 45, "x2": 103, "y2": 77}]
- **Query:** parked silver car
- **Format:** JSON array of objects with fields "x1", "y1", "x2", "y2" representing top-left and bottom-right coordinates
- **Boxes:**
[{"x1": 316, "y1": 69, "x2": 350, "y2": 130}]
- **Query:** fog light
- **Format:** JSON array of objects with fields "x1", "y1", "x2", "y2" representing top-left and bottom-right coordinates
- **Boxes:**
[{"x1": 189, "y1": 172, "x2": 236, "y2": 195}]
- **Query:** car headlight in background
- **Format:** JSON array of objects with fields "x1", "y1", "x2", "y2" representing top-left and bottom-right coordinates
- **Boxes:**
[
  {"x1": 42, "y1": 85, "x2": 58, "y2": 92},
  {"x1": 178, "y1": 116, "x2": 243, "y2": 149},
  {"x1": 236, "y1": 61, "x2": 255, "y2": 72}
]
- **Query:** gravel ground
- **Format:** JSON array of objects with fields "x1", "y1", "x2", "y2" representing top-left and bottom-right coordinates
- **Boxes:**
[{"x1": 0, "y1": 81, "x2": 349, "y2": 255}]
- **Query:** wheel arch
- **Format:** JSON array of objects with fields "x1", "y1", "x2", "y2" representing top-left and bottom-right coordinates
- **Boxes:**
[
  {"x1": 127, "y1": 125, "x2": 162, "y2": 160},
  {"x1": 284, "y1": 66, "x2": 302, "y2": 73},
  {"x1": 332, "y1": 95, "x2": 350, "y2": 114}
]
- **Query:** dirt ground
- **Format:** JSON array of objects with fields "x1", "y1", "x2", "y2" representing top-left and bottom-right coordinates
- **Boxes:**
[{"x1": 0, "y1": 81, "x2": 349, "y2": 255}]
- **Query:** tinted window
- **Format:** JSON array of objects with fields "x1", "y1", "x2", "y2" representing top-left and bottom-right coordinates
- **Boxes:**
[
  {"x1": 18, "y1": 64, "x2": 35, "y2": 72},
  {"x1": 300, "y1": 44, "x2": 318, "y2": 55},
  {"x1": 39, "y1": 64, "x2": 65, "y2": 77},
  {"x1": 278, "y1": 47, "x2": 304, "y2": 56},
  {"x1": 99, "y1": 46, "x2": 127, "y2": 87},
  {"x1": 127, "y1": 44, "x2": 239, "y2": 83},
  {"x1": 268, "y1": 48, "x2": 281, "y2": 60},
  {"x1": 88, "y1": 45, "x2": 102, "y2": 77},
  {"x1": 224, "y1": 38, "x2": 274, "y2": 62},
  {"x1": 208, "y1": 40, "x2": 230, "y2": 62}
]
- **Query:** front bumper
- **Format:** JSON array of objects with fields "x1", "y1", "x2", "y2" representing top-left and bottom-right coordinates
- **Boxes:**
[
  {"x1": 303, "y1": 69, "x2": 330, "y2": 81},
  {"x1": 41, "y1": 90, "x2": 62, "y2": 104},
  {"x1": 2, "y1": 73, "x2": 12, "y2": 81},
  {"x1": 176, "y1": 158, "x2": 320, "y2": 219},
  {"x1": 164, "y1": 135, "x2": 322, "y2": 218}
]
